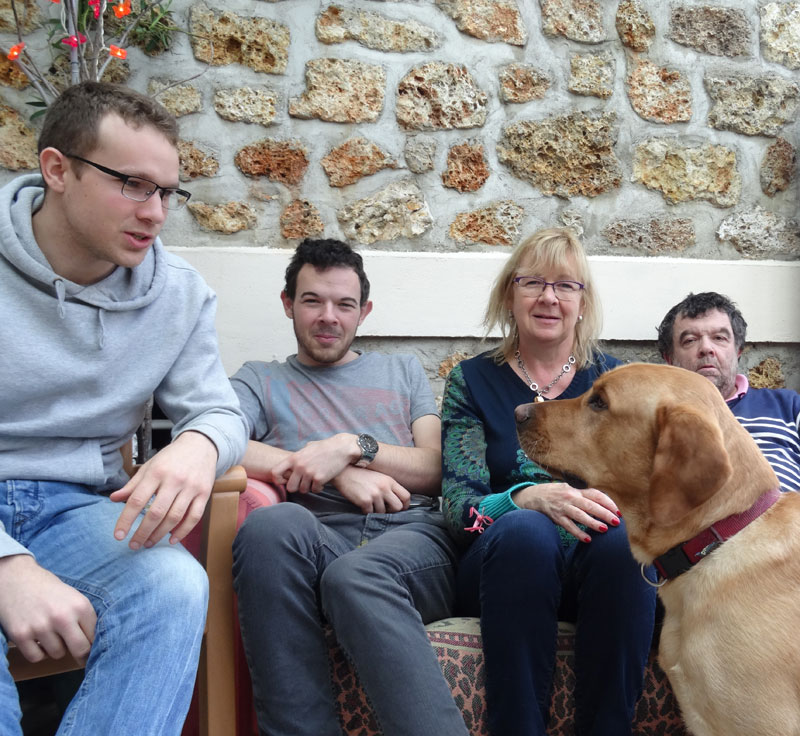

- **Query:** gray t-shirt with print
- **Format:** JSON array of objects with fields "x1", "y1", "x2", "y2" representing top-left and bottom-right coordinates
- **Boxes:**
[{"x1": 230, "y1": 351, "x2": 439, "y2": 513}]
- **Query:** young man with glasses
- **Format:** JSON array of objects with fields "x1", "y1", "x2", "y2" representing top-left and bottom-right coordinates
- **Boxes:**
[
  {"x1": 231, "y1": 238, "x2": 468, "y2": 736},
  {"x1": 0, "y1": 81, "x2": 247, "y2": 735}
]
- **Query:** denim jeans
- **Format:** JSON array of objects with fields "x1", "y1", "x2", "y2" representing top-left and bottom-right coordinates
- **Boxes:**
[
  {"x1": 0, "y1": 480, "x2": 208, "y2": 736},
  {"x1": 233, "y1": 502, "x2": 469, "y2": 736},
  {"x1": 457, "y1": 510, "x2": 657, "y2": 736}
]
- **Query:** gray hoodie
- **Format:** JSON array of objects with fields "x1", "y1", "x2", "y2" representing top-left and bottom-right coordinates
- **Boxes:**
[{"x1": 0, "y1": 174, "x2": 248, "y2": 558}]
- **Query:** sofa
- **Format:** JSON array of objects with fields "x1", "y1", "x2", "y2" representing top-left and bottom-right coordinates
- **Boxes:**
[
  {"x1": 324, "y1": 615, "x2": 688, "y2": 736},
  {"x1": 232, "y1": 480, "x2": 688, "y2": 736}
]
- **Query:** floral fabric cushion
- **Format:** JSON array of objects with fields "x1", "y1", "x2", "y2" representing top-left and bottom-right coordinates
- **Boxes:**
[{"x1": 328, "y1": 616, "x2": 687, "y2": 736}]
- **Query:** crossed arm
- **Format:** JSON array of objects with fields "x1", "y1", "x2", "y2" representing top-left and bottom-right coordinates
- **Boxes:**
[{"x1": 241, "y1": 414, "x2": 442, "y2": 514}]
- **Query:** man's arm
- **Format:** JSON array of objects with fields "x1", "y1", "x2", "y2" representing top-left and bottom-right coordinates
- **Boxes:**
[{"x1": 270, "y1": 414, "x2": 443, "y2": 496}]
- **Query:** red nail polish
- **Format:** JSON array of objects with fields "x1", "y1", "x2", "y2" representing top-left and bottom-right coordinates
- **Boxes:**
[
  {"x1": 616, "y1": 510, "x2": 623, "y2": 517},
  {"x1": 599, "y1": 524, "x2": 608, "y2": 532},
  {"x1": 584, "y1": 535, "x2": 591, "y2": 543},
  {"x1": 610, "y1": 517, "x2": 620, "y2": 527}
]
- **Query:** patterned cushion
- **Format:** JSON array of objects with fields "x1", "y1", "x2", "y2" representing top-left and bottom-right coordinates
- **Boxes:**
[{"x1": 329, "y1": 617, "x2": 687, "y2": 736}]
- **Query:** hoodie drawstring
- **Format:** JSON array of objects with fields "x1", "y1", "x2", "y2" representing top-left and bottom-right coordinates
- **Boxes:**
[
  {"x1": 54, "y1": 278, "x2": 66, "y2": 318},
  {"x1": 97, "y1": 309, "x2": 106, "y2": 348},
  {"x1": 53, "y1": 277, "x2": 107, "y2": 348}
]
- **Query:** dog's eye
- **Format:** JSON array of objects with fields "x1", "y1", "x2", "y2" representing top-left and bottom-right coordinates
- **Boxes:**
[{"x1": 588, "y1": 393, "x2": 608, "y2": 411}]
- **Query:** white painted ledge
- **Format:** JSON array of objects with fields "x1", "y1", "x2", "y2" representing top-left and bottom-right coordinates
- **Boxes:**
[{"x1": 171, "y1": 247, "x2": 800, "y2": 375}]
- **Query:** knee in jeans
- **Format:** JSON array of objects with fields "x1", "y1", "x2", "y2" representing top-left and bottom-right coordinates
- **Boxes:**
[
  {"x1": 159, "y1": 550, "x2": 208, "y2": 614},
  {"x1": 235, "y1": 504, "x2": 315, "y2": 559},
  {"x1": 485, "y1": 511, "x2": 560, "y2": 560},
  {"x1": 319, "y1": 553, "x2": 377, "y2": 615}
]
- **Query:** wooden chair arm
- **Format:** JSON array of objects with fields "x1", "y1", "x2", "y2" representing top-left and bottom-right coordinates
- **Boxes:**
[{"x1": 210, "y1": 465, "x2": 247, "y2": 495}]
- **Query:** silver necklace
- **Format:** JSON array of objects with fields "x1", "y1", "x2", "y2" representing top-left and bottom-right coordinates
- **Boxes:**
[{"x1": 515, "y1": 350, "x2": 576, "y2": 399}]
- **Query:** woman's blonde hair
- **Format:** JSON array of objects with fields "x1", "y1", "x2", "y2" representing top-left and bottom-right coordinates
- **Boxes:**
[{"x1": 484, "y1": 227, "x2": 602, "y2": 367}]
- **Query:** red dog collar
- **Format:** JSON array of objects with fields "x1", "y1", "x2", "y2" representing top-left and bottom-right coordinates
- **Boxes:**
[{"x1": 652, "y1": 487, "x2": 781, "y2": 582}]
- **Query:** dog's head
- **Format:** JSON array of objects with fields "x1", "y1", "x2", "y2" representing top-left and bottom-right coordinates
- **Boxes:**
[{"x1": 516, "y1": 363, "x2": 777, "y2": 557}]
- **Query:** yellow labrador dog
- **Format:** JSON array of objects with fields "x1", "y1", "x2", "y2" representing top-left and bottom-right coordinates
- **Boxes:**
[{"x1": 515, "y1": 363, "x2": 800, "y2": 736}]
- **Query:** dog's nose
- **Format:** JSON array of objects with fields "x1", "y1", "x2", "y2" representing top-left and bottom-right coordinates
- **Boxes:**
[{"x1": 515, "y1": 403, "x2": 532, "y2": 426}]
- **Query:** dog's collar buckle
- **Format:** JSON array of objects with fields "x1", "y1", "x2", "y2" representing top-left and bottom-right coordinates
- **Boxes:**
[{"x1": 651, "y1": 487, "x2": 781, "y2": 583}]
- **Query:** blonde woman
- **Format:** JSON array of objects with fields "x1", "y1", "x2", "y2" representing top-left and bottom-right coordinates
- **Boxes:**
[{"x1": 441, "y1": 228, "x2": 656, "y2": 735}]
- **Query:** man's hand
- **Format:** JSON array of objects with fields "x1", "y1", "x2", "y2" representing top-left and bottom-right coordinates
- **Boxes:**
[
  {"x1": 109, "y1": 431, "x2": 218, "y2": 549},
  {"x1": 270, "y1": 433, "x2": 359, "y2": 493},
  {"x1": 512, "y1": 483, "x2": 620, "y2": 542},
  {"x1": 332, "y1": 466, "x2": 411, "y2": 514},
  {"x1": 0, "y1": 555, "x2": 96, "y2": 665}
]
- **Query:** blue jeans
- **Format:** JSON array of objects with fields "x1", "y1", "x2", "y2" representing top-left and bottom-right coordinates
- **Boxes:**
[
  {"x1": 0, "y1": 481, "x2": 208, "y2": 736},
  {"x1": 457, "y1": 511, "x2": 657, "y2": 736},
  {"x1": 233, "y1": 502, "x2": 469, "y2": 736}
]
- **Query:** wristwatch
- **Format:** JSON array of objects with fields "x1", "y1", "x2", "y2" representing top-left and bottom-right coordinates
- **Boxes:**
[{"x1": 354, "y1": 433, "x2": 379, "y2": 468}]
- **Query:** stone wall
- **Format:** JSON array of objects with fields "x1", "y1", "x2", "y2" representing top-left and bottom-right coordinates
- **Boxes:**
[
  {"x1": 0, "y1": 0, "x2": 798, "y2": 381},
  {"x1": 1, "y1": 0, "x2": 797, "y2": 256}
]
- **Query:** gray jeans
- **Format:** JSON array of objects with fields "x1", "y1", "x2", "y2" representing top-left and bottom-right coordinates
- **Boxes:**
[{"x1": 233, "y1": 502, "x2": 469, "y2": 736}]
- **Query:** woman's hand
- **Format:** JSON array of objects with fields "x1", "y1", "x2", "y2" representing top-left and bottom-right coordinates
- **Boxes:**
[{"x1": 511, "y1": 482, "x2": 620, "y2": 542}]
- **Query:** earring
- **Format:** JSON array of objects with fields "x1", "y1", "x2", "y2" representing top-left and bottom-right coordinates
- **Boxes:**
[{"x1": 577, "y1": 315, "x2": 583, "y2": 322}]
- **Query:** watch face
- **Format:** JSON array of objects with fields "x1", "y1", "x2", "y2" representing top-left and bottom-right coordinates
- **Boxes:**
[{"x1": 358, "y1": 434, "x2": 379, "y2": 454}]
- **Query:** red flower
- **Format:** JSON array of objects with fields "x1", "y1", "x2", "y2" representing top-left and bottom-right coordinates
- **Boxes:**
[{"x1": 7, "y1": 42, "x2": 25, "y2": 60}]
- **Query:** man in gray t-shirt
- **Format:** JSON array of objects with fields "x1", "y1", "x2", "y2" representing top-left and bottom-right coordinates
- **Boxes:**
[{"x1": 231, "y1": 239, "x2": 468, "y2": 736}]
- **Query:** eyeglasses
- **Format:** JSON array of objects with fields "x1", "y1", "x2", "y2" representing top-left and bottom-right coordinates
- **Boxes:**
[
  {"x1": 64, "y1": 154, "x2": 191, "y2": 211},
  {"x1": 512, "y1": 276, "x2": 585, "y2": 301}
]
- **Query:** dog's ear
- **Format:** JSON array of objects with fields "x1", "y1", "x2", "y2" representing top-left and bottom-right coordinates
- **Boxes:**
[{"x1": 650, "y1": 403, "x2": 733, "y2": 526}]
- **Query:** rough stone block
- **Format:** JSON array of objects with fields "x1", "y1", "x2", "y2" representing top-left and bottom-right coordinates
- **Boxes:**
[
  {"x1": 449, "y1": 200, "x2": 523, "y2": 245},
  {"x1": 316, "y1": 5, "x2": 440, "y2": 52},
  {"x1": 234, "y1": 139, "x2": 309, "y2": 186},
  {"x1": 748, "y1": 357, "x2": 785, "y2": 390},
  {"x1": 338, "y1": 179, "x2": 433, "y2": 244},
  {"x1": 435, "y1": 0, "x2": 527, "y2": 46},
  {"x1": 669, "y1": 6, "x2": 751, "y2": 57},
  {"x1": 568, "y1": 52, "x2": 614, "y2": 99},
  {"x1": 280, "y1": 200, "x2": 325, "y2": 240},
  {"x1": 602, "y1": 217, "x2": 695, "y2": 254},
  {"x1": 498, "y1": 64, "x2": 550, "y2": 103},
  {"x1": 717, "y1": 206, "x2": 800, "y2": 259},
  {"x1": 190, "y1": 3, "x2": 289, "y2": 74},
  {"x1": 626, "y1": 59, "x2": 692, "y2": 124},
  {"x1": 760, "y1": 2, "x2": 800, "y2": 70},
  {"x1": 214, "y1": 87, "x2": 277, "y2": 126},
  {"x1": 289, "y1": 58, "x2": 385, "y2": 123},
  {"x1": 404, "y1": 136, "x2": 437, "y2": 173},
  {"x1": 0, "y1": 0, "x2": 38, "y2": 33},
  {"x1": 396, "y1": 63, "x2": 487, "y2": 131},
  {"x1": 540, "y1": 0, "x2": 605, "y2": 43},
  {"x1": 178, "y1": 140, "x2": 220, "y2": 181},
  {"x1": 616, "y1": 0, "x2": 655, "y2": 52},
  {"x1": 705, "y1": 74, "x2": 800, "y2": 137},
  {"x1": 0, "y1": 103, "x2": 37, "y2": 171},
  {"x1": 0, "y1": 56, "x2": 29, "y2": 89},
  {"x1": 149, "y1": 80, "x2": 202, "y2": 118},
  {"x1": 442, "y1": 141, "x2": 490, "y2": 192},
  {"x1": 633, "y1": 138, "x2": 741, "y2": 207},
  {"x1": 497, "y1": 112, "x2": 622, "y2": 198},
  {"x1": 321, "y1": 137, "x2": 398, "y2": 187},
  {"x1": 188, "y1": 201, "x2": 258, "y2": 233},
  {"x1": 760, "y1": 137, "x2": 796, "y2": 197}
]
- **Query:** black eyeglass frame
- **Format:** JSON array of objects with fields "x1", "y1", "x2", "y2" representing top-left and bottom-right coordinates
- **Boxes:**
[
  {"x1": 64, "y1": 154, "x2": 191, "y2": 210},
  {"x1": 512, "y1": 276, "x2": 586, "y2": 300}
]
